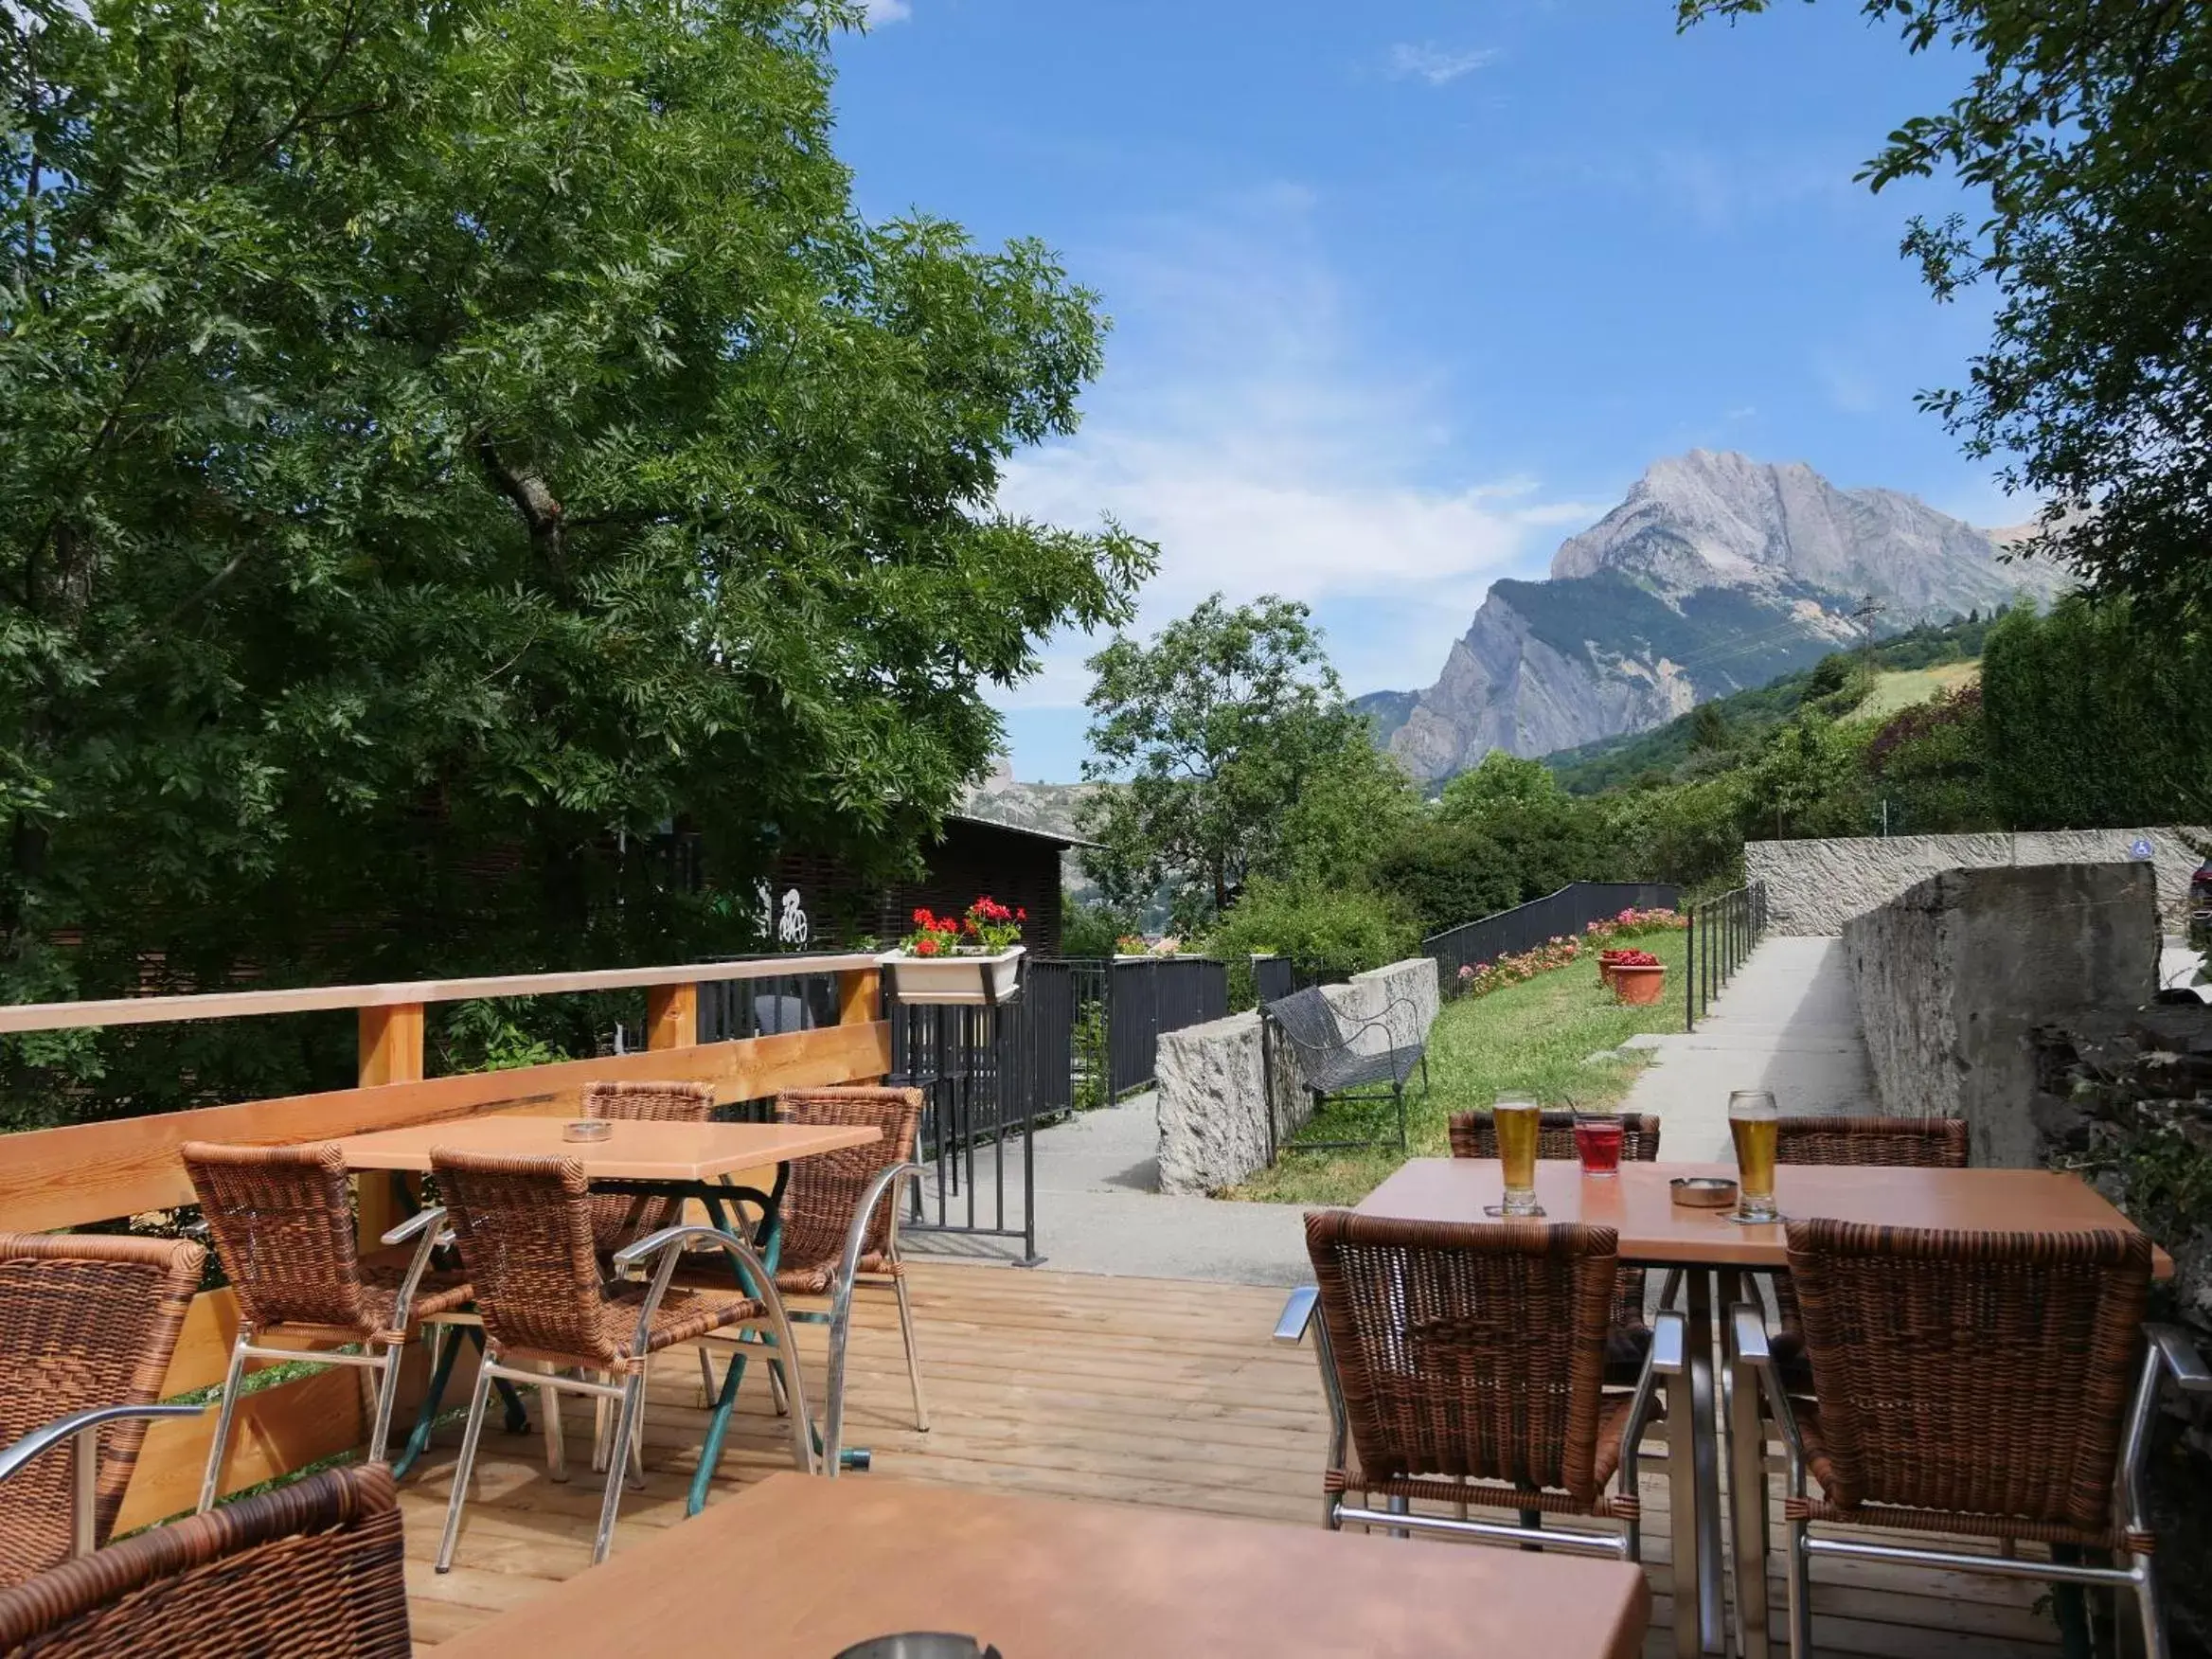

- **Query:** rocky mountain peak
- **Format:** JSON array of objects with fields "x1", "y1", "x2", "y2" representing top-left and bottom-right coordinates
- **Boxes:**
[{"x1": 1375, "y1": 450, "x2": 2071, "y2": 782}]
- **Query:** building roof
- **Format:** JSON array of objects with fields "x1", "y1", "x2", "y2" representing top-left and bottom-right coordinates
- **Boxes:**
[{"x1": 945, "y1": 811, "x2": 1097, "y2": 851}]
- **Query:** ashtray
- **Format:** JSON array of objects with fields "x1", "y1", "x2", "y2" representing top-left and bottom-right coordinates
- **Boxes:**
[
  {"x1": 562, "y1": 1119, "x2": 613, "y2": 1143},
  {"x1": 1669, "y1": 1176, "x2": 1739, "y2": 1210}
]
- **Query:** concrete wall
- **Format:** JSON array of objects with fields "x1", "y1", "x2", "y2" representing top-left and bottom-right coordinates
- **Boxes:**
[
  {"x1": 1842, "y1": 863, "x2": 2159, "y2": 1167},
  {"x1": 1747, "y1": 827, "x2": 2206, "y2": 936},
  {"x1": 1154, "y1": 956, "x2": 1440, "y2": 1196}
]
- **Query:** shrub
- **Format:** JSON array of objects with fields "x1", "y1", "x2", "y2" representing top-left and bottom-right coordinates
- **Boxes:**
[{"x1": 1204, "y1": 878, "x2": 1420, "y2": 1008}]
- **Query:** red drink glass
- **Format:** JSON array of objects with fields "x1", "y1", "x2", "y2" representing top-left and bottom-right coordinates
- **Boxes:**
[{"x1": 1573, "y1": 1115, "x2": 1624, "y2": 1175}]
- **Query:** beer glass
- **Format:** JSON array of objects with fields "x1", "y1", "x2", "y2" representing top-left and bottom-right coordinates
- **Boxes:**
[
  {"x1": 1494, "y1": 1097, "x2": 1543, "y2": 1215},
  {"x1": 1728, "y1": 1090, "x2": 1779, "y2": 1222}
]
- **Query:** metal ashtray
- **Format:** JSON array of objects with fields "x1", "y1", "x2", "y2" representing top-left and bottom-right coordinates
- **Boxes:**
[
  {"x1": 562, "y1": 1119, "x2": 613, "y2": 1143},
  {"x1": 1670, "y1": 1175, "x2": 1739, "y2": 1210},
  {"x1": 835, "y1": 1638, "x2": 1000, "y2": 1659}
]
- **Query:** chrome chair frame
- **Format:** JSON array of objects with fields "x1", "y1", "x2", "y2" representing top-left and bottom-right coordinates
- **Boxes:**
[
  {"x1": 0, "y1": 1401, "x2": 206, "y2": 1558},
  {"x1": 1274, "y1": 1284, "x2": 1681, "y2": 1561},
  {"x1": 435, "y1": 1221, "x2": 812, "y2": 1573},
  {"x1": 197, "y1": 1206, "x2": 451, "y2": 1513},
  {"x1": 1729, "y1": 1301, "x2": 2212, "y2": 1659}
]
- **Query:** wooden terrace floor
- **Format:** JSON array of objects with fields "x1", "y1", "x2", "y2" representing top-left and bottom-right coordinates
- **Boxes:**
[{"x1": 401, "y1": 1262, "x2": 2062, "y2": 1658}]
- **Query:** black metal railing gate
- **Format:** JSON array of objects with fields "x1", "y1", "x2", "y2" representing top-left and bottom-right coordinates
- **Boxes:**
[{"x1": 1685, "y1": 881, "x2": 1768, "y2": 1031}]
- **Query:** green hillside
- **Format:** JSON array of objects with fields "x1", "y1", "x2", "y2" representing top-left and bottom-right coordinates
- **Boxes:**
[{"x1": 1543, "y1": 615, "x2": 1994, "y2": 794}]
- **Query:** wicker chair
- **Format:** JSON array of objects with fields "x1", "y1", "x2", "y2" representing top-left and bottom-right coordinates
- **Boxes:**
[
  {"x1": 181, "y1": 1141, "x2": 471, "y2": 1512},
  {"x1": 428, "y1": 1147, "x2": 814, "y2": 1569},
  {"x1": 583, "y1": 1079, "x2": 717, "y2": 1256},
  {"x1": 1275, "y1": 1210, "x2": 1674, "y2": 1560},
  {"x1": 0, "y1": 1463, "x2": 411, "y2": 1657},
  {"x1": 0, "y1": 1233, "x2": 206, "y2": 1584},
  {"x1": 1447, "y1": 1110, "x2": 1666, "y2": 1382},
  {"x1": 1731, "y1": 1221, "x2": 2211, "y2": 1658},
  {"x1": 672, "y1": 1086, "x2": 928, "y2": 1472},
  {"x1": 1768, "y1": 1115, "x2": 1970, "y2": 1373}
]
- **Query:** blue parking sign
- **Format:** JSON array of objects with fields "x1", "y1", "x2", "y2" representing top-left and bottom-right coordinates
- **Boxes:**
[{"x1": 2129, "y1": 836, "x2": 2154, "y2": 860}]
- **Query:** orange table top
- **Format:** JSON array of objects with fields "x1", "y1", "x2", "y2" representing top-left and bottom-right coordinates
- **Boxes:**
[
  {"x1": 330, "y1": 1115, "x2": 878, "y2": 1180},
  {"x1": 435, "y1": 1472, "x2": 1651, "y2": 1659},
  {"x1": 1357, "y1": 1159, "x2": 2174, "y2": 1278}
]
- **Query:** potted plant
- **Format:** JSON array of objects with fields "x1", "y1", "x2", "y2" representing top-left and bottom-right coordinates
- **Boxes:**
[
  {"x1": 1597, "y1": 948, "x2": 1632, "y2": 990},
  {"x1": 882, "y1": 897, "x2": 1026, "y2": 1005},
  {"x1": 1608, "y1": 948, "x2": 1667, "y2": 1006}
]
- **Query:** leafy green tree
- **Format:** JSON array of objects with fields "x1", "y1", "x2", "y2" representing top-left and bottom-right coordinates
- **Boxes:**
[
  {"x1": 1077, "y1": 596, "x2": 1368, "y2": 930},
  {"x1": 1864, "y1": 685, "x2": 1998, "y2": 834},
  {"x1": 1739, "y1": 718, "x2": 1875, "y2": 842},
  {"x1": 1681, "y1": 0, "x2": 2212, "y2": 611},
  {"x1": 1436, "y1": 752, "x2": 1563, "y2": 820},
  {"x1": 1060, "y1": 893, "x2": 1138, "y2": 959},
  {"x1": 0, "y1": 0, "x2": 1149, "y2": 1115},
  {"x1": 1202, "y1": 876, "x2": 1420, "y2": 1008},
  {"x1": 1269, "y1": 734, "x2": 1421, "y2": 890},
  {"x1": 1373, "y1": 751, "x2": 1620, "y2": 933}
]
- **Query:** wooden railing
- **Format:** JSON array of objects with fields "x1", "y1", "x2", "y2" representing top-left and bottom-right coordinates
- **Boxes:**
[{"x1": 0, "y1": 953, "x2": 889, "y2": 1526}]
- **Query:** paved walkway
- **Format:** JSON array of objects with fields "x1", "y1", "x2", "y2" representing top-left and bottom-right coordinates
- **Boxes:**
[
  {"x1": 1618, "y1": 935, "x2": 1879, "y2": 1160},
  {"x1": 903, "y1": 1087, "x2": 1311, "y2": 1286}
]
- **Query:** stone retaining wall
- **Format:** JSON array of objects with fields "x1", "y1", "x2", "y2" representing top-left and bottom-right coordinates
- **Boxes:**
[
  {"x1": 1842, "y1": 862, "x2": 2159, "y2": 1167},
  {"x1": 1747, "y1": 827, "x2": 2205, "y2": 936},
  {"x1": 1154, "y1": 956, "x2": 1439, "y2": 1195}
]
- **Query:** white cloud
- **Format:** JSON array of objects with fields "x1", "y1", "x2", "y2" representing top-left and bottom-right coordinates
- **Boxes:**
[
  {"x1": 990, "y1": 188, "x2": 1597, "y2": 711},
  {"x1": 1386, "y1": 43, "x2": 1500, "y2": 86},
  {"x1": 859, "y1": 0, "x2": 911, "y2": 23}
]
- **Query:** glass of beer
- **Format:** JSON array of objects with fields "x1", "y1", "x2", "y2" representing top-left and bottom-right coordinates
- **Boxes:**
[
  {"x1": 1494, "y1": 1097, "x2": 1543, "y2": 1215},
  {"x1": 1729, "y1": 1090, "x2": 1779, "y2": 1222}
]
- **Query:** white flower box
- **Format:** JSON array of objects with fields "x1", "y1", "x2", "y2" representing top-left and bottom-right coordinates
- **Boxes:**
[{"x1": 881, "y1": 945, "x2": 1025, "y2": 1006}]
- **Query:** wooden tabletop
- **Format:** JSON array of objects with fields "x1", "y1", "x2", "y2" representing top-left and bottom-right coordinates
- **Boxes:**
[
  {"x1": 1358, "y1": 1159, "x2": 2174, "y2": 1277},
  {"x1": 435, "y1": 1472, "x2": 1651, "y2": 1659},
  {"x1": 330, "y1": 1115, "x2": 879, "y2": 1180}
]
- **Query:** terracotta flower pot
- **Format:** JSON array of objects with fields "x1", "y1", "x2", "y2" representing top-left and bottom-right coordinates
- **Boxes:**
[
  {"x1": 1611, "y1": 963, "x2": 1667, "y2": 1006},
  {"x1": 1597, "y1": 950, "x2": 1629, "y2": 990}
]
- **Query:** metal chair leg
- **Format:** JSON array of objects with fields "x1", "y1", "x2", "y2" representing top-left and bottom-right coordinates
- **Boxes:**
[
  {"x1": 366, "y1": 1343, "x2": 405, "y2": 1465},
  {"x1": 434, "y1": 1361, "x2": 499, "y2": 1574},
  {"x1": 2136, "y1": 1554, "x2": 2168, "y2": 1659},
  {"x1": 196, "y1": 1332, "x2": 252, "y2": 1513},
  {"x1": 696, "y1": 1346, "x2": 718, "y2": 1408},
  {"x1": 1784, "y1": 1518, "x2": 1811, "y2": 1658},
  {"x1": 891, "y1": 1272, "x2": 929, "y2": 1433},
  {"x1": 592, "y1": 1373, "x2": 645, "y2": 1565},
  {"x1": 625, "y1": 1391, "x2": 646, "y2": 1490},
  {"x1": 541, "y1": 1365, "x2": 568, "y2": 1482}
]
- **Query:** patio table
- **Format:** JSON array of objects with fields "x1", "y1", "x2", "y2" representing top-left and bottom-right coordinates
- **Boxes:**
[
  {"x1": 332, "y1": 1115, "x2": 880, "y2": 1503},
  {"x1": 434, "y1": 1469, "x2": 1654, "y2": 1658},
  {"x1": 1355, "y1": 1157, "x2": 2171, "y2": 1659}
]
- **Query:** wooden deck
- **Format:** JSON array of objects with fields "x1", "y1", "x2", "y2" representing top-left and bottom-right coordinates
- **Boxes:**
[{"x1": 401, "y1": 1262, "x2": 2064, "y2": 1658}]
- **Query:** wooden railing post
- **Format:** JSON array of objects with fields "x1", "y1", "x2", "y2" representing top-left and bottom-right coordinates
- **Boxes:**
[
  {"x1": 355, "y1": 1003, "x2": 424, "y2": 1253},
  {"x1": 836, "y1": 967, "x2": 881, "y2": 1026},
  {"x1": 645, "y1": 983, "x2": 698, "y2": 1050}
]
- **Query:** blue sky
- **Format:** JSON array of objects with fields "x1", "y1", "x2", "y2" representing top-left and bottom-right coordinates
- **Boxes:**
[{"x1": 831, "y1": 0, "x2": 2004, "y2": 783}]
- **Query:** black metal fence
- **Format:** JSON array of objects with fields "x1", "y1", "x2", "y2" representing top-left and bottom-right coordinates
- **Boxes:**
[
  {"x1": 1105, "y1": 956, "x2": 1229, "y2": 1097},
  {"x1": 1685, "y1": 882, "x2": 1767, "y2": 1031},
  {"x1": 1423, "y1": 881, "x2": 1682, "y2": 983},
  {"x1": 893, "y1": 998, "x2": 1038, "y2": 1262}
]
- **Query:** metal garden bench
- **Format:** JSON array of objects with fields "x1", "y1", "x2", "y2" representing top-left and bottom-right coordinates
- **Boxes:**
[{"x1": 1261, "y1": 986, "x2": 1429, "y2": 1152}]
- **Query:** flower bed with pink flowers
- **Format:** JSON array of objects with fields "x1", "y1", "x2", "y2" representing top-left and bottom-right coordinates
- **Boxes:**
[{"x1": 1450, "y1": 907, "x2": 1686, "y2": 1001}]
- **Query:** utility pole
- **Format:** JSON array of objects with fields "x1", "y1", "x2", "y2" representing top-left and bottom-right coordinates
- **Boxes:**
[{"x1": 1849, "y1": 595, "x2": 1888, "y2": 678}]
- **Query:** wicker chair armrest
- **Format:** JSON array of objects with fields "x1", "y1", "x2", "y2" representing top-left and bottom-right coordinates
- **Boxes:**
[
  {"x1": 0, "y1": 1402, "x2": 206, "y2": 1558},
  {"x1": 0, "y1": 1402, "x2": 206, "y2": 1488},
  {"x1": 1273, "y1": 1285, "x2": 1318, "y2": 1346},
  {"x1": 2148, "y1": 1322, "x2": 2212, "y2": 1394},
  {"x1": 1729, "y1": 1300, "x2": 1806, "y2": 1471},
  {"x1": 379, "y1": 1206, "x2": 453, "y2": 1250},
  {"x1": 381, "y1": 1204, "x2": 454, "y2": 1329}
]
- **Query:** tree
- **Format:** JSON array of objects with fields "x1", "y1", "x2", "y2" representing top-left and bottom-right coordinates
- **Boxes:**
[
  {"x1": 1077, "y1": 596, "x2": 1367, "y2": 929},
  {"x1": 1682, "y1": 0, "x2": 2212, "y2": 612},
  {"x1": 0, "y1": 0, "x2": 1150, "y2": 1115}
]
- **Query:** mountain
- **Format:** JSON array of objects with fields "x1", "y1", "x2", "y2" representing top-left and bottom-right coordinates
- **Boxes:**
[{"x1": 1382, "y1": 450, "x2": 2067, "y2": 781}]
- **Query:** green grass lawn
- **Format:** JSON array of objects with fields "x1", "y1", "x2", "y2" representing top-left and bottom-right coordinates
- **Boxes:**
[{"x1": 1230, "y1": 928, "x2": 1689, "y2": 1206}]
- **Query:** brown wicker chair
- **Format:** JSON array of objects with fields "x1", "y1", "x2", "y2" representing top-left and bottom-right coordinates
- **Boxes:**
[
  {"x1": 181, "y1": 1141, "x2": 471, "y2": 1512},
  {"x1": 0, "y1": 1463, "x2": 411, "y2": 1656},
  {"x1": 583, "y1": 1079, "x2": 717, "y2": 1256},
  {"x1": 1447, "y1": 1109, "x2": 1665, "y2": 1380},
  {"x1": 1768, "y1": 1115, "x2": 1970, "y2": 1372},
  {"x1": 0, "y1": 1233, "x2": 206, "y2": 1584},
  {"x1": 1731, "y1": 1221, "x2": 2210, "y2": 1658},
  {"x1": 1277, "y1": 1210, "x2": 1674, "y2": 1560},
  {"x1": 428, "y1": 1147, "x2": 814, "y2": 1569}
]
